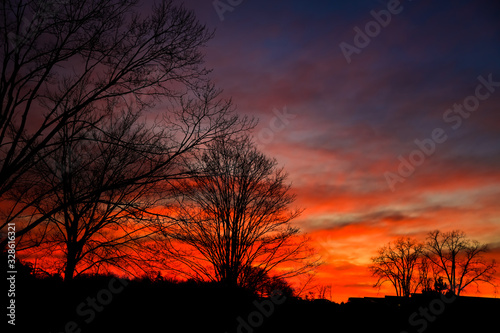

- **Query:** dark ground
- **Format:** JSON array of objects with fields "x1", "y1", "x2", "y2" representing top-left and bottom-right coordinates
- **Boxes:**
[{"x1": 4, "y1": 272, "x2": 499, "y2": 333}]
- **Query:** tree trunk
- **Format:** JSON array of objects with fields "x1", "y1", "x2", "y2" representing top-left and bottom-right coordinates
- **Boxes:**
[{"x1": 64, "y1": 245, "x2": 78, "y2": 282}]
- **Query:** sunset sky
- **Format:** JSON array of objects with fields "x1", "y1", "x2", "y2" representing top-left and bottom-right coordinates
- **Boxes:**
[{"x1": 179, "y1": 0, "x2": 500, "y2": 302}]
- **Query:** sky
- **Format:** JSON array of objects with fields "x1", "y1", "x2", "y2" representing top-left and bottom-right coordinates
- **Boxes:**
[{"x1": 177, "y1": 0, "x2": 500, "y2": 302}]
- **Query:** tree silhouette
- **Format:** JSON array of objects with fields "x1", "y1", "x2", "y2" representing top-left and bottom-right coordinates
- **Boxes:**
[
  {"x1": 370, "y1": 237, "x2": 424, "y2": 297},
  {"x1": 17, "y1": 111, "x2": 167, "y2": 280},
  {"x1": 0, "y1": 0, "x2": 250, "y2": 250},
  {"x1": 165, "y1": 137, "x2": 319, "y2": 288},
  {"x1": 418, "y1": 255, "x2": 434, "y2": 292},
  {"x1": 239, "y1": 266, "x2": 295, "y2": 296},
  {"x1": 425, "y1": 230, "x2": 497, "y2": 295},
  {"x1": 433, "y1": 276, "x2": 448, "y2": 294}
]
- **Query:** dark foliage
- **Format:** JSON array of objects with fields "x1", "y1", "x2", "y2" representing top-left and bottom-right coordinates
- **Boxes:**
[{"x1": 8, "y1": 269, "x2": 499, "y2": 333}]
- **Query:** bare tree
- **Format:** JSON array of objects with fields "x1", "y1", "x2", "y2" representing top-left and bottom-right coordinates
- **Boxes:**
[
  {"x1": 165, "y1": 137, "x2": 319, "y2": 288},
  {"x1": 0, "y1": 0, "x2": 249, "y2": 248},
  {"x1": 418, "y1": 255, "x2": 434, "y2": 292},
  {"x1": 370, "y1": 237, "x2": 424, "y2": 297},
  {"x1": 10, "y1": 84, "x2": 251, "y2": 280},
  {"x1": 425, "y1": 230, "x2": 497, "y2": 295},
  {"x1": 316, "y1": 284, "x2": 333, "y2": 300},
  {"x1": 17, "y1": 110, "x2": 163, "y2": 280},
  {"x1": 238, "y1": 266, "x2": 295, "y2": 297}
]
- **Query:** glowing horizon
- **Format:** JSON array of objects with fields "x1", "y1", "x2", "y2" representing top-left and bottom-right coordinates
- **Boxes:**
[{"x1": 182, "y1": 0, "x2": 500, "y2": 303}]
